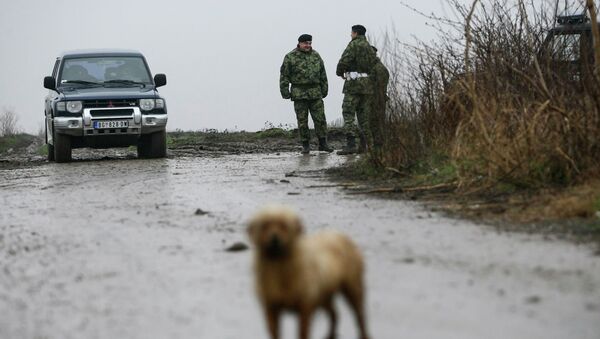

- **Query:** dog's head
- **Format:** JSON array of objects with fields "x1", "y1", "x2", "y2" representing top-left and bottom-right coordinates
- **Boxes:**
[{"x1": 247, "y1": 205, "x2": 304, "y2": 260}]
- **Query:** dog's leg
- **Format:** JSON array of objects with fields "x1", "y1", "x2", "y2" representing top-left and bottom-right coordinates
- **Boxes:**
[
  {"x1": 342, "y1": 283, "x2": 370, "y2": 339},
  {"x1": 324, "y1": 299, "x2": 338, "y2": 339},
  {"x1": 298, "y1": 306, "x2": 314, "y2": 339},
  {"x1": 266, "y1": 305, "x2": 281, "y2": 339}
]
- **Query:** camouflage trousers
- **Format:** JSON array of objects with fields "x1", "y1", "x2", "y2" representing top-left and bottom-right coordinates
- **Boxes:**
[
  {"x1": 370, "y1": 82, "x2": 388, "y2": 149},
  {"x1": 342, "y1": 93, "x2": 373, "y2": 145},
  {"x1": 294, "y1": 99, "x2": 328, "y2": 143}
]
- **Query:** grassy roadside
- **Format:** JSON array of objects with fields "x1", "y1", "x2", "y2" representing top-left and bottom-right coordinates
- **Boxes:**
[
  {"x1": 166, "y1": 127, "x2": 346, "y2": 146},
  {"x1": 0, "y1": 134, "x2": 37, "y2": 154},
  {"x1": 329, "y1": 154, "x2": 600, "y2": 248},
  {"x1": 167, "y1": 128, "x2": 296, "y2": 147},
  {"x1": 166, "y1": 127, "x2": 346, "y2": 155}
]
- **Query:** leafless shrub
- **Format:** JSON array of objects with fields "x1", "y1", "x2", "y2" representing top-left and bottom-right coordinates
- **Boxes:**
[
  {"x1": 380, "y1": 0, "x2": 600, "y2": 189},
  {"x1": 0, "y1": 107, "x2": 20, "y2": 137}
]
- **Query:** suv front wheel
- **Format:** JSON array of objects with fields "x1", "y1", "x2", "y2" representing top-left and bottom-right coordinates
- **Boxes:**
[
  {"x1": 54, "y1": 131, "x2": 72, "y2": 163},
  {"x1": 46, "y1": 125, "x2": 55, "y2": 162},
  {"x1": 137, "y1": 130, "x2": 167, "y2": 159}
]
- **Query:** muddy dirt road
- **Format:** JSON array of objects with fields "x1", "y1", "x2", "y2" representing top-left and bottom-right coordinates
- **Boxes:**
[{"x1": 1, "y1": 151, "x2": 599, "y2": 339}]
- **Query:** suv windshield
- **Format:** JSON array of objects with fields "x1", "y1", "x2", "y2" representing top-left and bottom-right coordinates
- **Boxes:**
[{"x1": 59, "y1": 56, "x2": 152, "y2": 86}]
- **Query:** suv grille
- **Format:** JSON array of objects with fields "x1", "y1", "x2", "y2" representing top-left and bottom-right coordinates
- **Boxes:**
[
  {"x1": 83, "y1": 99, "x2": 137, "y2": 108},
  {"x1": 90, "y1": 109, "x2": 135, "y2": 117}
]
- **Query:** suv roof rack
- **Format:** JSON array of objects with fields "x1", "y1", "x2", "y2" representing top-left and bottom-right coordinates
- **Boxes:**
[{"x1": 557, "y1": 14, "x2": 589, "y2": 25}]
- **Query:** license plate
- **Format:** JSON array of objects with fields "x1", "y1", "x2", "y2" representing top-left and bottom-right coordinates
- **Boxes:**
[{"x1": 93, "y1": 120, "x2": 129, "y2": 129}]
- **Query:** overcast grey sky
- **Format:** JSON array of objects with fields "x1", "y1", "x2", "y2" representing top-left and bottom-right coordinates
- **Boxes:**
[{"x1": 0, "y1": 0, "x2": 471, "y2": 133}]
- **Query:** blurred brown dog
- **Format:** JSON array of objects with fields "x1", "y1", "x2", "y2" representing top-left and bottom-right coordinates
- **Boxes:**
[{"x1": 247, "y1": 205, "x2": 370, "y2": 339}]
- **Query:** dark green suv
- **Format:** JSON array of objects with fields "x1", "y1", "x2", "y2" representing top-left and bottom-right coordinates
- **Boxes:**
[{"x1": 43, "y1": 49, "x2": 168, "y2": 162}]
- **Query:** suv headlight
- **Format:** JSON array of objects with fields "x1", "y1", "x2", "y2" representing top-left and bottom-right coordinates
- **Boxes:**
[
  {"x1": 66, "y1": 101, "x2": 83, "y2": 113},
  {"x1": 56, "y1": 101, "x2": 82, "y2": 114},
  {"x1": 139, "y1": 99, "x2": 155, "y2": 111},
  {"x1": 139, "y1": 99, "x2": 165, "y2": 111}
]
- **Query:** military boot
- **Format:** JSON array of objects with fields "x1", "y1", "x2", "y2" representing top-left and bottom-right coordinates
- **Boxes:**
[
  {"x1": 336, "y1": 136, "x2": 357, "y2": 155},
  {"x1": 318, "y1": 138, "x2": 334, "y2": 153},
  {"x1": 301, "y1": 141, "x2": 310, "y2": 155}
]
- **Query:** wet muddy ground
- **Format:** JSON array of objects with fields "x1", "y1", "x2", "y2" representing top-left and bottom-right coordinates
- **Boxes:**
[{"x1": 1, "y1": 148, "x2": 599, "y2": 339}]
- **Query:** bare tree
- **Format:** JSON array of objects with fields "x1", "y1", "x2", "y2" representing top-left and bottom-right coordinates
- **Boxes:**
[{"x1": 0, "y1": 107, "x2": 19, "y2": 137}]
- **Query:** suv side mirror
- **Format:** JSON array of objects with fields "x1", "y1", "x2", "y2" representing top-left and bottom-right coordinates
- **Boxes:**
[
  {"x1": 44, "y1": 76, "x2": 56, "y2": 90},
  {"x1": 154, "y1": 74, "x2": 167, "y2": 88}
]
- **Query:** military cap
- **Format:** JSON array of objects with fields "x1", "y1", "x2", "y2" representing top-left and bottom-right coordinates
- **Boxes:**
[
  {"x1": 352, "y1": 25, "x2": 367, "y2": 35},
  {"x1": 298, "y1": 34, "x2": 312, "y2": 42}
]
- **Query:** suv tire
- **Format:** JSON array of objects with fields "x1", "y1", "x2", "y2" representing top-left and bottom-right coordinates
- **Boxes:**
[
  {"x1": 47, "y1": 144, "x2": 55, "y2": 161},
  {"x1": 137, "y1": 130, "x2": 166, "y2": 159},
  {"x1": 46, "y1": 126, "x2": 55, "y2": 162},
  {"x1": 54, "y1": 132, "x2": 72, "y2": 163}
]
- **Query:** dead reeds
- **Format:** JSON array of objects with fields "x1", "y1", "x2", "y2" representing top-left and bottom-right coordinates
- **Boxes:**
[{"x1": 378, "y1": 0, "x2": 600, "y2": 190}]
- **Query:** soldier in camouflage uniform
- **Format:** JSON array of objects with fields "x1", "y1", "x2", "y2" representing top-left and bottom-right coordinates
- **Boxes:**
[
  {"x1": 370, "y1": 46, "x2": 390, "y2": 154},
  {"x1": 336, "y1": 24, "x2": 378, "y2": 155},
  {"x1": 280, "y1": 34, "x2": 333, "y2": 154}
]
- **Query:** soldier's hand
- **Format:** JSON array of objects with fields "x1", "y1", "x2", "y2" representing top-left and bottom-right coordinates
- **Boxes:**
[{"x1": 281, "y1": 92, "x2": 291, "y2": 100}]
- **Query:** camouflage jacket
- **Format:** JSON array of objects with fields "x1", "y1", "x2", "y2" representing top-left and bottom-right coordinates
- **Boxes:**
[
  {"x1": 336, "y1": 36, "x2": 377, "y2": 94},
  {"x1": 371, "y1": 57, "x2": 390, "y2": 87},
  {"x1": 280, "y1": 48, "x2": 328, "y2": 101}
]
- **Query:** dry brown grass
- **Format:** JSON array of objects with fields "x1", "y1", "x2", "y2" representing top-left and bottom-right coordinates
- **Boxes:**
[
  {"x1": 378, "y1": 0, "x2": 600, "y2": 191},
  {"x1": 504, "y1": 179, "x2": 600, "y2": 222}
]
